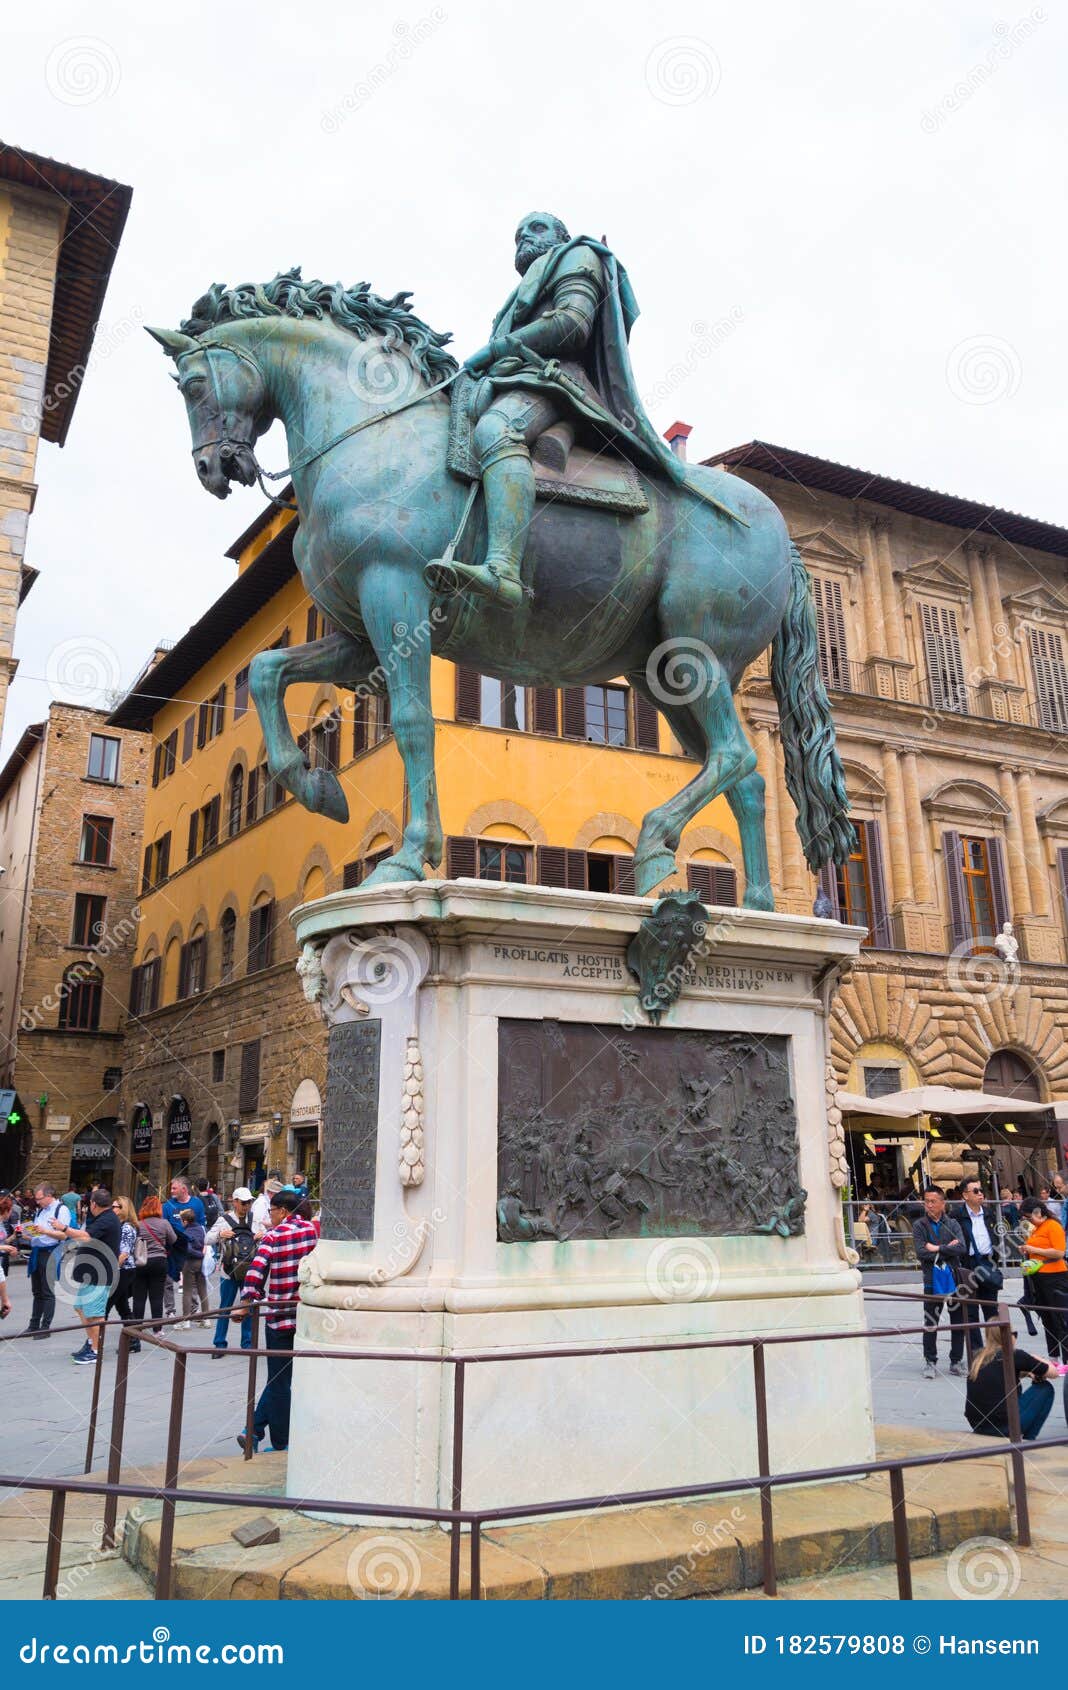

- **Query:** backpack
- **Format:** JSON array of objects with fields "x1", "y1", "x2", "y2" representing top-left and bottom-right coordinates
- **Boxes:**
[
  {"x1": 200, "y1": 1191, "x2": 222, "y2": 1230},
  {"x1": 221, "y1": 1218, "x2": 257, "y2": 1282}
]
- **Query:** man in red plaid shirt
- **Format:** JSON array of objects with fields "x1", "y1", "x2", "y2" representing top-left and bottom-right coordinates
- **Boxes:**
[{"x1": 234, "y1": 1190, "x2": 318, "y2": 1453}]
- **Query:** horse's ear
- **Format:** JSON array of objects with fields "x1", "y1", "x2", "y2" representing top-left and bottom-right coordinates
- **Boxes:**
[{"x1": 145, "y1": 326, "x2": 199, "y2": 359}]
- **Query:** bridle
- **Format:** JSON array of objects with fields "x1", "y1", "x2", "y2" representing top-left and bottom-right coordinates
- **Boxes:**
[{"x1": 181, "y1": 339, "x2": 459, "y2": 512}]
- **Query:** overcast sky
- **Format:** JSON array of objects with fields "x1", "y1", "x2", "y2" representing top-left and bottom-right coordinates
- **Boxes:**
[{"x1": 3, "y1": 0, "x2": 1064, "y2": 760}]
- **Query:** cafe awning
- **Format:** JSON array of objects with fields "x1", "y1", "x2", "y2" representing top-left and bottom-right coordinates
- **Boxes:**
[{"x1": 839, "y1": 1085, "x2": 1050, "y2": 1119}]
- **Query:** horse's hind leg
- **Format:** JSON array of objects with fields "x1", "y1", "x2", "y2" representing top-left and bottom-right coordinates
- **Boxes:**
[
  {"x1": 250, "y1": 629, "x2": 379, "y2": 822},
  {"x1": 630, "y1": 652, "x2": 770, "y2": 908}
]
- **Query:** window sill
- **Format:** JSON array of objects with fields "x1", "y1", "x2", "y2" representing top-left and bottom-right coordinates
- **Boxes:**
[
  {"x1": 73, "y1": 860, "x2": 116, "y2": 872},
  {"x1": 83, "y1": 776, "x2": 121, "y2": 788}
]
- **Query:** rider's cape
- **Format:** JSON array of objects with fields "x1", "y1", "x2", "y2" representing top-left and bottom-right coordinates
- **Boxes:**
[{"x1": 490, "y1": 237, "x2": 744, "y2": 522}]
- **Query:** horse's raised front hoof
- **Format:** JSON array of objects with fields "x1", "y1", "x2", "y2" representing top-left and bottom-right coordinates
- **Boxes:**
[
  {"x1": 360, "y1": 853, "x2": 426, "y2": 889},
  {"x1": 634, "y1": 850, "x2": 676, "y2": 897},
  {"x1": 743, "y1": 884, "x2": 775, "y2": 913},
  {"x1": 306, "y1": 769, "x2": 349, "y2": 824}
]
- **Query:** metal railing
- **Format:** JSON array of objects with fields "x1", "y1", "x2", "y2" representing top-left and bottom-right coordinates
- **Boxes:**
[
  {"x1": 844, "y1": 1197, "x2": 1027, "y2": 1271},
  {"x1": 2, "y1": 1283, "x2": 1059, "y2": 1602}
]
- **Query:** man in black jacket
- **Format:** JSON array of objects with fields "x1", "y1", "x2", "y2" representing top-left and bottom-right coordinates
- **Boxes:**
[
  {"x1": 912, "y1": 1185, "x2": 967, "y2": 1379},
  {"x1": 953, "y1": 1177, "x2": 1003, "y2": 1355}
]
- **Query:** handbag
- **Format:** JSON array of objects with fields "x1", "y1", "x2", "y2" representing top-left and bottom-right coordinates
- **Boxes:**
[
  {"x1": 932, "y1": 1261, "x2": 957, "y2": 1296},
  {"x1": 973, "y1": 1258, "x2": 1004, "y2": 1292},
  {"x1": 134, "y1": 1235, "x2": 149, "y2": 1268}
]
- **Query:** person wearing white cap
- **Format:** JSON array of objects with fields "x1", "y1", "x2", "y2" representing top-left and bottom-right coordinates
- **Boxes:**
[
  {"x1": 250, "y1": 1178, "x2": 283, "y2": 1239},
  {"x1": 207, "y1": 1188, "x2": 257, "y2": 1356}
]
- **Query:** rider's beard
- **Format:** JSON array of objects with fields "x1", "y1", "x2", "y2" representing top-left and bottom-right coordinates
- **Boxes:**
[{"x1": 515, "y1": 237, "x2": 553, "y2": 275}]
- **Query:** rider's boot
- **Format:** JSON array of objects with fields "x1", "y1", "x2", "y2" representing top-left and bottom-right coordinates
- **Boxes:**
[{"x1": 446, "y1": 452, "x2": 532, "y2": 608}]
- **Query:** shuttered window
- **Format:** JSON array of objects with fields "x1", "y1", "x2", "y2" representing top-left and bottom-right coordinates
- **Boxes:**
[
  {"x1": 446, "y1": 836, "x2": 478, "y2": 878},
  {"x1": 247, "y1": 901, "x2": 275, "y2": 973},
  {"x1": 181, "y1": 714, "x2": 195, "y2": 761},
  {"x1": 220, "y1": 910, "x2": 236, "y2": 983},
  {"x1": 129, "y1": 956, "x2": 161, "y2": 1017},
  {"x1": 920, "y1": 602, "x2": 967, "y2": 713},
  {"x1": 234, "y1": 667, "x2": 250, "y2": 722},
  {"x1": 455, "y1": 667, "x2": 481, "y2": 723},
  {"x1": 532, "y1": 687, "x2": 558, "y2": 735},
  {"x1": 238, "y1": 1039, "x2": 261, "y2": 1114},
  {"x1": 811, "y1": 575, "x2": 849, "y2": 691},
  {"x1": 228, "y1": 767, "x2": 244, "y2": 837},
  {"x1": 633, "y1": 692, "x2": 660, "y2": 751},
  {"x1": 477, "y1": 841, "x2": 532, "y2": 883},
  {"x1": 1028, "y1": 627, "x2": 1068, "y2": 732},
  {"x1": 535, "y1": 846, "x2": 588, "y2": 889},
  {"x1": 944, "y1": 831, "x2": 1009, "y2": 949},
  {"x1": 687, "y1": 863, "x2": 739, "y2": 907},
  {"x1": 352, "y1": 694, "x2": 369, "y2": 756}
]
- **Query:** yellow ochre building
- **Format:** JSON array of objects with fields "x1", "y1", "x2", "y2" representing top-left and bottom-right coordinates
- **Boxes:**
[{"x1": 101, "y1": 437, "x2": 1068, "y2": 1204}]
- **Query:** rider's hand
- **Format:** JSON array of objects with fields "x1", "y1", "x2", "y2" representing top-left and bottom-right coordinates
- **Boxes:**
[{"x1": 463, "y1": 344, "x2": 495, "y2": 375}]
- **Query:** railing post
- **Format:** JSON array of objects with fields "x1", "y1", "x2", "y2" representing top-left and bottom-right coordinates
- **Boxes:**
[
  {"x1": 889, "y1": 1467, "x2": 913, "y2": 1599},
  {"x1": 84, "y1": 1321, "x2": 107, "y2": 1473},
  {"x1": 244, "y1": 1303, "x2": 259, "y2": 1459},
  {"x1": 154, "y1": 1349, "x2": 187, "y2": 1599},
  {"x1": 42, "y1": 1489, "x2": 66, "y2": 1600},
  {"x1": 752, "y1": 1342, "x2": 777, "y2": 1596},
  {"x1": 101, "y1": 1326, "x2": 133, "y2": 1550},
  {"x1": 469, "y1": 1516, "x2": 481, "y2": 1600},
  {"x1": 997, "y1": 1306, "x2": 1031, "y2": 1547},
  {"x1": 449, "y1": 1359, "x2": 465, "y2": 1601}
]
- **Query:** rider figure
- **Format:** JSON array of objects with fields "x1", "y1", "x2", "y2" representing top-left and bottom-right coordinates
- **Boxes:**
[{"x1": 447, "y1": 212, "x2": 722, "y2": 608}]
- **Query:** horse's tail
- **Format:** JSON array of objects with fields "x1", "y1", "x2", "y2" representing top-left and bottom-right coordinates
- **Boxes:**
[{"x1": 770, "y1": 544, "x2": 855, "y2": 873}]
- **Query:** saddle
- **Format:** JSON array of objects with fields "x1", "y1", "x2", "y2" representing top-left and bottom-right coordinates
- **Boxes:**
[{"x1": 445, "y1": 373, "x2": 649, "y2": 516}]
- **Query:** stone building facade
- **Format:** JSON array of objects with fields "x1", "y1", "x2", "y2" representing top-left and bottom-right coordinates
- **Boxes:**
[
  {"x1": 0, "y1": 702, "x2": 149, "y2": 1190},
  {"x1": 0, "y1": 145, "x2": 131, "y2": 742},
  {"x1": 715, "y1": 442, "x2": 1068, "y2": 1190}
]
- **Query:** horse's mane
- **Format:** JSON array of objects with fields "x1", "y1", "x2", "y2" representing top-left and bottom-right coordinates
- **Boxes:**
[{"x1": 180, "y1": 266, "x2": 458, "y2": 382}]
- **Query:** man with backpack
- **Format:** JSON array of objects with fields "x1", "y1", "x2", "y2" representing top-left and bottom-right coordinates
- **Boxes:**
[
  {"x1": 197, "y1": 1177, "x2": 222, "y2": 1231},
  {"x1": 206, "y1": 1187, "x2": 256, "y2": 1356}
]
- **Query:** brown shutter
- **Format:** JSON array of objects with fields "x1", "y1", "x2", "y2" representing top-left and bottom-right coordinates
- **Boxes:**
[
  {"x1": 1028, "y1": 627, "x2": 1068, "y2": 732},
  {"x1": 128, "y1": 965, "x2": 142, "y2": 1012},
  {"x1": 613, "y1": 856, "x2": 636, "y2": 895},
  {"x1": 181, "y1": 714, "x2": 195, "y2": 761},
  {"x1": 446, "y1": 836, "x2": 477, "y2": 878},
  {"x1": 352, "y1": 693, "x2": 369, "y2": 755},
  {"x1": 342, "y1": 861, "x2": 362, "y2": 889},
  {"x1": 687, "y1": 863, "x2": 714, "y2": 902},
  {"x1": 532, "y1": 686, "x2": 559, "y2": 736},
  {"x1": 561, "y1": 686, "x2": 586, "y2": 738},
  {"x1": 633, "y1": 692, "x2": 660, "y2": 751},
  {"x1": 812, "y1": 575, "x2": 849, "y2": 690},
  {"x1": 177, "y1": 943, "x2": 190, "y2": 1001},
  {"x1": 565, "y1": 849, "x2": 588, "y2": 890},
  {"x1": 1058, "y1": 848, "x2": 1068, "y2": 930},
  {"x1": 711, "y1": 866, "x2": 738, "y2": 906},
  {"x1": 818, "y1": 863, "x2": 842, "y2": 919},
  {"x1": 921, "y1": 602, "x2": 966, "y2": 713},
  {"x1": 141, "y1": 845, "x2": 152, "y2": 895},
  {"x1": 986, "y1": 836, "x2": 1011, "y2": 932},
  {"x1": 536, "y1": 846, "x2": 567, "y2": 887},
  {"x1": 455, "y1": 667, "x2": 481, "y2": 723},
  {"x1": 158, "y1": 833, "x2": 170, "y2": 881},
  {"x1": 245, "y1": 766, "x2": 259, "y2": 825},
  {"x1": 187, "y1": 811, "x2": 199, "y2": 862},
  {"x1": 238, "y1": 1039, "x2": 261, "y2": 1114},
  {"x1": 306, "y1": 606, "x2": 318, "y2": 643},
  {"x1": 942, "y1": 830, "x2": 967, "y2": 945},
  {"x1": 151, "y1": 744, "x2": 162, "y2": 788}
]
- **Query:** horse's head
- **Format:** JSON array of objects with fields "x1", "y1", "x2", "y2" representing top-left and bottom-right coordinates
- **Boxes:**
[{"x1": 146, "y1": 326, "x2": 269, "y2": 498}]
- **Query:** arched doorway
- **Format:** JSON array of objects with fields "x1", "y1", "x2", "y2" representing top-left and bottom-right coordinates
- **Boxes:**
[
  {"x1": 984, "y1": 1050, "x2": 1043, "y2": 1102},
  {"x1": 69, "y1": 1119, "x2": 119, "y2": 1193}
]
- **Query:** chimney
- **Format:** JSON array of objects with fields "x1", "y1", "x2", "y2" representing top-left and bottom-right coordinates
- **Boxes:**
[{"x1": 664, "y1": 421, "x2": 692, "y2": 462}]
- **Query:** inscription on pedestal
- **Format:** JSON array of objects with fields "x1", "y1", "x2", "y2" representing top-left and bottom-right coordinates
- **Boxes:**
[
  {"x1": 321, "y1": 1020, "x2": 382, "y2": 1241},
  {"x1": 497, "y1": 1020, "x2": 804, "y2": 1241}
]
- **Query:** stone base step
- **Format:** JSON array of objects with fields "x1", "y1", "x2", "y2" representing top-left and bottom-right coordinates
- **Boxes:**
[{"x1": 114, "y1": 1427, "x2": 1013, "y2": 1601}]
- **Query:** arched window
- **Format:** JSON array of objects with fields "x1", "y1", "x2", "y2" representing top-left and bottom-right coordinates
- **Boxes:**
[
  {"x1": 59, "y1": 963, "x2": 102, "y2": 1031},
  {"x1": 228, "y1": 766, "x2": 244, "y2": 838},
  {"x1": 220, "y1": 908, "x2": 237, "y2": 983}
]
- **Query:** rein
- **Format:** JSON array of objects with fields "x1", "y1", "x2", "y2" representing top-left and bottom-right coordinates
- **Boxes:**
[{"x1": 184, "y1": 340, "x2": 459, "y2": 513}]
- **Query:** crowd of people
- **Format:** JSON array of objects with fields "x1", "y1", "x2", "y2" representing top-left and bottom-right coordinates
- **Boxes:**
[
  {"x1": 0, "y1": 1173, "x2": 320, "y2": 1452},
  {"x1": 908, "y1": 1175, "x2": 1068, "y2": 1444}
]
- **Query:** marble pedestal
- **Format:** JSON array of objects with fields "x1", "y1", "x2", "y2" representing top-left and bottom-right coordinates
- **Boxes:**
[{"x1": 288, "y1": 880, "x2": 873, "y2": 1522}]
